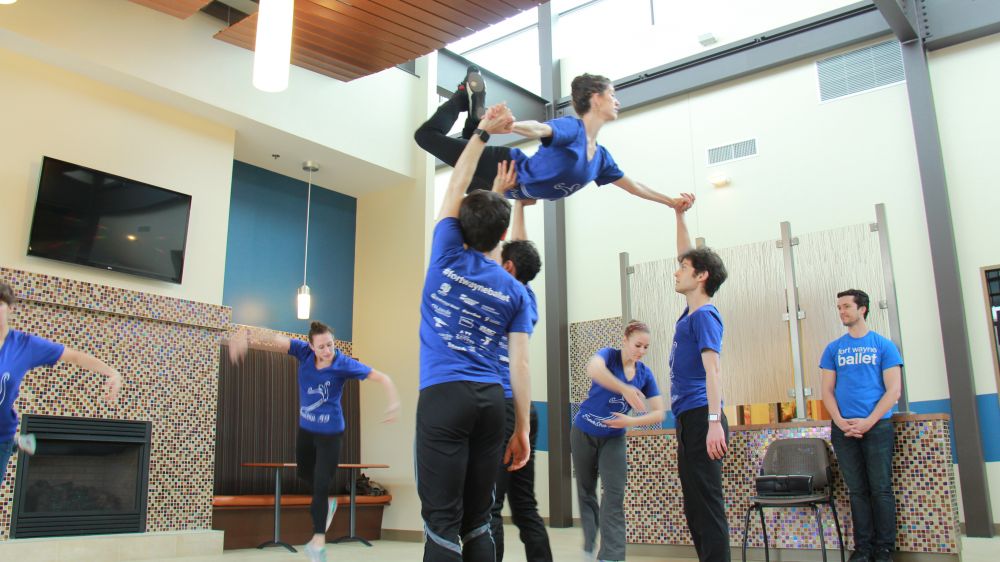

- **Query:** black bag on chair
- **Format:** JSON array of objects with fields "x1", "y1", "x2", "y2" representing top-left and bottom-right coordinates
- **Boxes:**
[{"x1": 754, "y1": 474, "x2": 813, "y2": 496}]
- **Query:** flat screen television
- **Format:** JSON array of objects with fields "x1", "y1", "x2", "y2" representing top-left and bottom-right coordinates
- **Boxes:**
[{"x1": 27, "y1": 157, "x2": 192, "y2": 284}]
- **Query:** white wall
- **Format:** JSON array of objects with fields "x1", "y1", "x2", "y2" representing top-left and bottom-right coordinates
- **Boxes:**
[
  {"x1": 0, "y1": 0, "x2": 418, "y2": 189},
  {"x1": 0, "y1": 47, "x2": 234, "y2": 305},
  {"x1": 929, "y1": 34, "x2": 1000, "y2": 399}
]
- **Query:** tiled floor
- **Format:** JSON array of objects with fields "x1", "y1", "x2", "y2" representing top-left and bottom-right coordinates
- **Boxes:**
[{"x1": 139, "y1": 526, "x2": 689, "y2": 562}]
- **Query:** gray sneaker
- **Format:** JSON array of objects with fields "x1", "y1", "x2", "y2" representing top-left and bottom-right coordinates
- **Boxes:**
[{"x1": 16, "y1": 434, "x2": 36, "y2": 455}]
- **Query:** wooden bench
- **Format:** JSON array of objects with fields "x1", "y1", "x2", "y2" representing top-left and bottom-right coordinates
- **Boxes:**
[{"x1": 212, "y1": 494, "x2": 392, "y2": 550}]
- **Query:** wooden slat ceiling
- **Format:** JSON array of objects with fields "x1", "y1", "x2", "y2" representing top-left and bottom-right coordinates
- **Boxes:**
[
  {"x1": 130, "y1": 0, "x2": 214, "y2": 20},
  {"x1": 213, "y1": 0, "x2": 545, "y2": 82}
]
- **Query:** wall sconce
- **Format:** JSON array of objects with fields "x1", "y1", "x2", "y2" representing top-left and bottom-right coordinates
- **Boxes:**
[
  {"x1": 698, "y1": 33, "x2": 718, "y2": 47},
  {"x1": 708, "y1": 173, "x2": 731, "y2": 188}
]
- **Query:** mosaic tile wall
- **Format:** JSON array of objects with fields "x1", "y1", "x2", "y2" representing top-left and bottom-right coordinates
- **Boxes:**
[
  {"x1": 0, "y1": 269, "x2": 353, "y2": 540},
  {"x1": 624, "y1": 418, "x2": 959, "y2": 554},
  {"x1": 569, "y1": 316, "x2": 960, "y2": 554}
]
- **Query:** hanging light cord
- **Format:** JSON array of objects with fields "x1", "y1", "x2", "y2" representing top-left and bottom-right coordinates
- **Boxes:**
[{"x1": 303, "y1": 167, "x2": 312, "y2": 286}]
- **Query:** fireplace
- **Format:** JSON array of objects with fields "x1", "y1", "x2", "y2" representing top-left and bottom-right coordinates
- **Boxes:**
[{"x1": 10, "y1": 415, "x2": 151, "y2": 538}]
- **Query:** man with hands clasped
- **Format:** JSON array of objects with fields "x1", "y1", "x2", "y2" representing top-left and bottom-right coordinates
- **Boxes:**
[{"x1": 821, "y1": 289, "x2": 903, "y2": 562}]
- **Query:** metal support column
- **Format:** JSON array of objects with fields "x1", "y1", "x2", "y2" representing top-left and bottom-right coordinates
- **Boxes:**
[
  {"x1": 778, "y1": 222, "x2": 808, "y2": 421},
  {"x1": 898, "y1": 32, "x2": 994, "y2": 536},
  {"x1": 620, "y1": 252, "x2": 632, "y2": 324},
  {"x1": 871, "y1": 203, "x2": 910, "y2": 413},
  {"x1": 539, "y1": 1, "x2": 572, "y2": 529}
]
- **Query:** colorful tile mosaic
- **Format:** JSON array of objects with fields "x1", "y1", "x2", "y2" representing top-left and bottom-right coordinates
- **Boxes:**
[
  {"x1": 1, "y1": 267, "x2": 230, "y2": 330},
  {"x1": 0, "y1": 268, "x2": 352, "y2": 540},
  {"x1": 623, "y1": 419, "x2": 959, "y2": 554}
]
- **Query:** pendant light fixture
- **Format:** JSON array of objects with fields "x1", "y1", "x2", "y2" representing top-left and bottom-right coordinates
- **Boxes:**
[
  {"x1": 252, "y1": 0, "x2": 294, "y2": 92},
  {"x1": 297, "y1": 161, "x2": 318, "y2": 320}
]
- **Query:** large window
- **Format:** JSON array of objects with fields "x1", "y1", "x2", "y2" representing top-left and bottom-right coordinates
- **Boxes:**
[{"x1": 448, "y1": 1, "x2": 862, "y2": 99}]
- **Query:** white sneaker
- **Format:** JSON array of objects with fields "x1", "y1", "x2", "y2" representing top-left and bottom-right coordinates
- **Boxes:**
[
  {"x1": 304, "y1": 542, "x2": 326, "y2": 562},
  {"x1": 582, "y1": 550, "x2": 597, "y2": 562},
  {"x1": 16, "y1": 434, "x2": 36, "y2": 455}
]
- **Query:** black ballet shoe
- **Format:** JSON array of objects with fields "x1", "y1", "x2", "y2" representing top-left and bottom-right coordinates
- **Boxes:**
[{"x1": 465, "y1": 66, "x2": 486, "y2": 120}]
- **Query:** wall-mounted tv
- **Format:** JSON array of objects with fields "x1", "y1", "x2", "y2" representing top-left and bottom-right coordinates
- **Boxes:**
[{"x1": 27, "y1": 157, "x2": 192, "y2": 284}]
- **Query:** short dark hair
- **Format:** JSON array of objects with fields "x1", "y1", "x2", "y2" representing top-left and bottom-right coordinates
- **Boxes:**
[
  {"x1": 837, "y1": 289, "x2": 870, "y2": 319},
  {"x1": 501, "y1": 240, "x2": 541, "y2": 284},
  {"x1": 308, "y1": 321, "x2": 334, "y2": 343},
  {"x1": 679, "y1": 248, "x2": 728, "y2": 297},
  {"x1": 571, "y1": 73, "x2": 611, "y2": 116},
  {"x1": 459, "y1": 191, "x2": 511, "y2": 252},
  {"x1": 0, "y1": 282, "x2": 15, "y2": 307}
]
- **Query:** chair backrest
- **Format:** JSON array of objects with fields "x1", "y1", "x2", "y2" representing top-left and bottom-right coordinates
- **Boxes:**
[{"x1": 760, "y1": 438, "x2": 832, "y2": 490}]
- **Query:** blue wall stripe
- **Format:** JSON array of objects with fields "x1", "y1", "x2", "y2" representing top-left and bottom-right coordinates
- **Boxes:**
[
  {"x1": 532, "y1": 393, "x2": 1000, "y2": 460},
  {"x1": 223, "y1": 161, "x2": 356, "y2": 338}
]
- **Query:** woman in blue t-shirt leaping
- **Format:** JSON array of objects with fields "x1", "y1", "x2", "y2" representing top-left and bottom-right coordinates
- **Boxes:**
[
  {"x1": 228, "y1": 321, "x2": 400, "y2": 562},
  {"x1": 571, "y1": 320, "x2": 666, "y2": 562},
  {"x1": 0, "y1": 281, "x2": 123, "y2": 485},
  {"x1": 415, "y1": 68, "x2": 692, "y2": 206}
]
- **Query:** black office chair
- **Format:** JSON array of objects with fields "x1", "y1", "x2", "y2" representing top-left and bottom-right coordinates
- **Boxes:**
[{"x1": 741, "y1": 437, "x2": 845, "y2": 562}]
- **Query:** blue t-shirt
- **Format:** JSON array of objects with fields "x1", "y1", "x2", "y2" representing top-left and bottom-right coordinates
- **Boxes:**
[
  {"x1": 419, "y1": 218, "x2": 535, "y2": 390},
  {"x1": 507, "y1": 116, "x2": 625, "y2": 201},
  {"x1": 669, "y1": 305, "x2": 724, "y2": 415},
  {"x1": 0, "y1": 330, "x2": 65, "y2": 440},
  {"x1": 498, "y1": 284, "x2": 539, "y2": 398},
  {"x1": 573, "y1": 347, "x2": 660, "y2": 438},
  {"x1": 819, "y1": 330, "x2": 903, "y2": 419},
  {"x1": 289, "y1": 339, "x2": 371, "y2": 435}
]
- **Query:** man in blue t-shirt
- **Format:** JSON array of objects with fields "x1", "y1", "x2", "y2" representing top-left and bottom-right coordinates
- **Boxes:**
[
  {"x1": 668, "y1": 199, "x2": 731, "y2": 562},
  {"x1": 414, "y1": 68, "x2": 688, "y2": 206},
  {"x1": 820, "y1": 289, "x2": 903, "y2": 562},
  {"x1": 485, "y1": 181, "x2": 552, "y2": 562},
  {"x1": 416, "y1": 103, "x2": 535, "y2": 562}
]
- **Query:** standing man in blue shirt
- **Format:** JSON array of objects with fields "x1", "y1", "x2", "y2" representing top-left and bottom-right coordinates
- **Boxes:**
[
  {"x1": 820, "y1": 289, "x2": 903, "y2": 562},
  {"x1": 669, "y1": 199, "x2": 731, "y2": 562},
  {"x1": 486, "y1": 165, "x2": 552, "y2": 562},
  {"x1": 417, "y1": 103, "x2": 535, "y2": 562},
  {"x1": 414, "y1": 68, "x2": 688, "y2": 206}
]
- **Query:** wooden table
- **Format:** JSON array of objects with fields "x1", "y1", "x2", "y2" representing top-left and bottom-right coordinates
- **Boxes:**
[
  {"x1": 331, "y1": 463, "x2": 390, "y2": 547},
  {"x1": 242, "y1": 462, "x2": 298, "y2": 553},
  {"x1": 242, "y1": 462, "x2": 390, "y2": 548}
]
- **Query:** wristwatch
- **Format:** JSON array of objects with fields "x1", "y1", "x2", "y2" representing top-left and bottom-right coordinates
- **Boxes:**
[
  {"x1": 472, "y1": 128, "x2": 490, "y2": 143},
  {"x1": 707, "y1": 413, "x2": 721, "y2": 423}
]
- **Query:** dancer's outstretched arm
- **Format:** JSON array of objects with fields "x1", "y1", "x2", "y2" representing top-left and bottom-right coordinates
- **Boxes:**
[
  {"x1": 366, "y1": 370, "x2": 401, "y2": 423},
  {"x1": 613, "y1": 176, "x2": 693, "y2": 208},
  {"x1": 226, "y1": 327, "x2": 291, "y2": 365},
  {"x1": 675, "y1": 194, "x2": 696, "y2": 257},
  {"x1": 59, "y1": 348, "x2": 122, "y2": 402},
  {"x1": 511, "y1": 120, "x2": 552, "y2": 140}
]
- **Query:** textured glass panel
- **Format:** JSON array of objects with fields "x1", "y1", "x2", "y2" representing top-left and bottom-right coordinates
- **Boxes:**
[
  {"x1": 630, "y1": 239, "x2": 791, "y2": 408},
  {"x1": 796, "y1": 223, "x2": 889, "y2": 403}
]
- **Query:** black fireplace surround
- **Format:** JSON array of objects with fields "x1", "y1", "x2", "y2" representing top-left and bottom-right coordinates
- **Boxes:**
[{"x1": 10, "y1": 415, "x2": 151, "y2": 538}]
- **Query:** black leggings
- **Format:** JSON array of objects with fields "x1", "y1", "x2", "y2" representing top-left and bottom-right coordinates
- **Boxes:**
[
  {"x1": 296, "y1": 427, "x2": 342, "y2": 535},
  {"x1": 413, "y1": 93, "x2": 513, "y2": 193}
]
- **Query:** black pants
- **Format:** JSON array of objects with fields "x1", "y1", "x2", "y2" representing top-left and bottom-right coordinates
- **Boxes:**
[
  {"x1": 490, "y1": 401, "x2": 552, "y2": 562},
  {"x1": 414, "y1": 94, "x2": 513, "y2": 193},
  {"x1": 676, "y1": 406, "x2": 731, "y2": 562},
  {"x1": 416, "y1": 381, "x2": 506, "y2": 561},
  {"x1": 296, "y1": 427, "x2": 342, "y2": 535}
]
